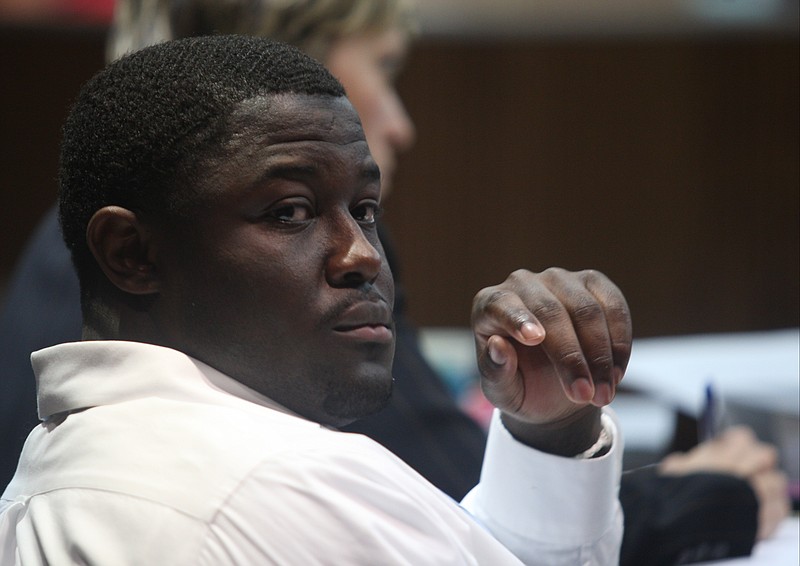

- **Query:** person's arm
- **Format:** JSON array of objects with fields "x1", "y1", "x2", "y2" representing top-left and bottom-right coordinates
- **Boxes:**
[
  {"x1": 617, "y1": 426, "x2": 789, "y2": 565},
  {"x1": 620, "y1": 466, "x2": 759, "y2": 565},
  {"x1": 658, "y1": 426, "x2": 790, "y2": 541},
  {"x1": 462, "y1": 268, "x2": 631, "y2": 565}
]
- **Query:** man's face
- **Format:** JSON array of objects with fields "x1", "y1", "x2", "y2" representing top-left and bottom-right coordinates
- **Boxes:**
[{"x1": 151, "y1": 94, "x2": 395, "y2": 427}]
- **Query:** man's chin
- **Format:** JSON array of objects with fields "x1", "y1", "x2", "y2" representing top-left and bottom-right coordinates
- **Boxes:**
[{"x1": 323, "y1": 373, "x2": 394, "y2": 425}]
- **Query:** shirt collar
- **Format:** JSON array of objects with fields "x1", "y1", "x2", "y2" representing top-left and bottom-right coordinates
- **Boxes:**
[{"x1": 32, "y1": 340, "x2": 302, "y2": 423}]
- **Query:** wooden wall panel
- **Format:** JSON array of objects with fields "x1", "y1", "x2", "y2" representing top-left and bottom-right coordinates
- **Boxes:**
[
  {"x1": 0, "y1": 25, "x2": 106, "y2": 288},
  {"x1": 1, "y1": 29, "x2": 797, "y2": 338},
  {"x1": 386, "y1": 38, "x2": 799, "y2": 337}
]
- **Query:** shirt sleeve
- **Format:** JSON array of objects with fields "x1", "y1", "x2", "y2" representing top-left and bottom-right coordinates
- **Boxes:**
[
  {"x1": 460, "y1": 408, "x2": 624, "y2": 566},
  {"x1": 195, "y1": 436, "x2": 526, "y2": 565}
]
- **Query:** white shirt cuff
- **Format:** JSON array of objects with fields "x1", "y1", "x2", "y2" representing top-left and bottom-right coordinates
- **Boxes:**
[{"x1": 462, "y1": 408, "x2": 623, "y2": 546}]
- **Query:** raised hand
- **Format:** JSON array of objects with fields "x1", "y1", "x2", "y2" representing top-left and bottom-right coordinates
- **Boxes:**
[{"x1": 471, "y1": 268, "x2": 632, "y2": 454}]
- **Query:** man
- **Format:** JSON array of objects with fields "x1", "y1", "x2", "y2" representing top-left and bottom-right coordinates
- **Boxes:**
[
  {"x1": 0, "y1": 35, "x2": 629, "y2": 564},
  {"x1": 0, "y1": 2, "x2": 788, "y2": 564}
]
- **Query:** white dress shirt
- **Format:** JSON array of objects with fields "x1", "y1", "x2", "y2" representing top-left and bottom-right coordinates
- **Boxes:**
[{"x1": 0, "y1": 341, "x2": 622, "y2": 565}]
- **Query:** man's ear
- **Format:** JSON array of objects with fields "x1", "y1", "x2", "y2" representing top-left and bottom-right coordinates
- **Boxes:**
[{"x1": 86, "y1": 206, "x2": 160, "y2": 295}]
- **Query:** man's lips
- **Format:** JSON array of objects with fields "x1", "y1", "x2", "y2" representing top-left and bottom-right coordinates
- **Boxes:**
[
  {"x1": 335, "y1": 325, "x2": 393, "y2": 342},
  {"x1": 332, "y1": 302, "x2": 393, "y2": 343}
]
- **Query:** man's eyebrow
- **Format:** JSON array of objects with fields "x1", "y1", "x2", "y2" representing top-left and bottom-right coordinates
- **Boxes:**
[
  {"x1": 240, "y1": 162, "x2": 318, "y2": 192},
  {"x1": 258, "y1": 163, "x2": 318, "y2": 181},
  {"x1": 242, "y1": 158, "x2": 381, "y2": 192},
  {"x1": 258, "y1": 160, "x2": 381, "y2": 183}
]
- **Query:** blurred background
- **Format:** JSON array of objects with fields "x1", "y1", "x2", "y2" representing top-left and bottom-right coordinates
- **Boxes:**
[
  {"x1": 1, "y1": 0, "x2": 797, "y2": 336},
  {"x1": 391, "y1": 1, "x2": 799, "y2": 338}
]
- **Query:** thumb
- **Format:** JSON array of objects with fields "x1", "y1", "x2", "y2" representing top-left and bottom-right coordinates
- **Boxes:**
[{"x1": 477, "y1": 335, "x2": 522, "y2": 410}]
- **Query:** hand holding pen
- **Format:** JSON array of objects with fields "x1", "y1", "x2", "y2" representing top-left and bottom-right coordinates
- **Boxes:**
[{"x1": 661, "y1": 423, "x2": 791, "y2": 541}]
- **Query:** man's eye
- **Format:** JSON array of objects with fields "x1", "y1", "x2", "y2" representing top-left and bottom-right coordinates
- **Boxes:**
[
  {"x1": 268, "y1": 202, "x2": 313, "y2": 223},
  {"x1": 352, "y1": 202, "x2": 382, "y2": 225}
]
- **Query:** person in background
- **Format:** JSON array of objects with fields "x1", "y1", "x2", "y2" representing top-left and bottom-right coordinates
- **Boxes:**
[
  {"x1": 0, "y1": 1, "x2": 789, "y2": 563},
  {"x1": 1, "y1": 34, "x2": 628, "y2": 564}
]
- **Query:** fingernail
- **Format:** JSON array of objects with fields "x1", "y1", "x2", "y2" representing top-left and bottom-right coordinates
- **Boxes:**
[
  {"x1": 594, "y1": 382, "x2": 613, "y2": 405},
  {"x1": 488, "y1": 341, "x2": 507, "y2": 365},
  {"x1": 570, "y1": 378, "x2": 593, "y2": 402},
  {"x1": 520, "y1": 321, "x2": 544, "y2": 341}
]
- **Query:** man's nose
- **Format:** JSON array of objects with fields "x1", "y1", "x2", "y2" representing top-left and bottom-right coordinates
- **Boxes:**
[{"x1": 325, "y1": 216, "x2": 382, "y2": 287}]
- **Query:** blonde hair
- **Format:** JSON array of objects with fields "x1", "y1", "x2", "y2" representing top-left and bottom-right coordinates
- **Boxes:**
[{"x1": 108, "y1": 0, "x2": 417, "y2": 63}]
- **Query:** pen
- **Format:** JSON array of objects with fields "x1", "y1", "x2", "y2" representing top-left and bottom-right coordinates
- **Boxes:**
[{"x1": 701, "y1": 382, "x2": 716, "y2": 441}]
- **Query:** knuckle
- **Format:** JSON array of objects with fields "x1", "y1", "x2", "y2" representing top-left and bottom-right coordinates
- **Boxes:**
[
  {"x1": 476, "y1": 288, "x2": 510, "y2": 306},
  {"x1": 589, "y1": 354, "x2": 614, "y2": 371},
  {"x1": 580, "y1": 268, "x2": 607, "y2": 281},
  {"x1": 508, "y1": 268, "x2": 534, "y2": 283},
  {"x1": 531, "y1": 298, "x2": 563, "y2": 322},
  {"x1": 607, "y1": 302, "x2": 632, "y2": 324},
  {"x1": 558, "y1": 350, "x2": 586, "y2": 371},
  {"x1": 571, "y1": 299, "x2": 603, "y2": 323},
  {"x1": 539, "y1": 266, "x2": 566, "y2": 282},
  {"x1": 472, "y1": 288, "x2": 508, "y2": 316}
]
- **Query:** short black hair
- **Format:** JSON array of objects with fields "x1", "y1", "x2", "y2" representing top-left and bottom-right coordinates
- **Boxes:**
[{"x1": 58, "y1": 34, "x2": 345, "y2": 295}]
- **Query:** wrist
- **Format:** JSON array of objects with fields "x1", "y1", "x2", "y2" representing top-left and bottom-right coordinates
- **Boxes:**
[{"x1": 500, "y1": 405, "x2": 603, "y2": 457}]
